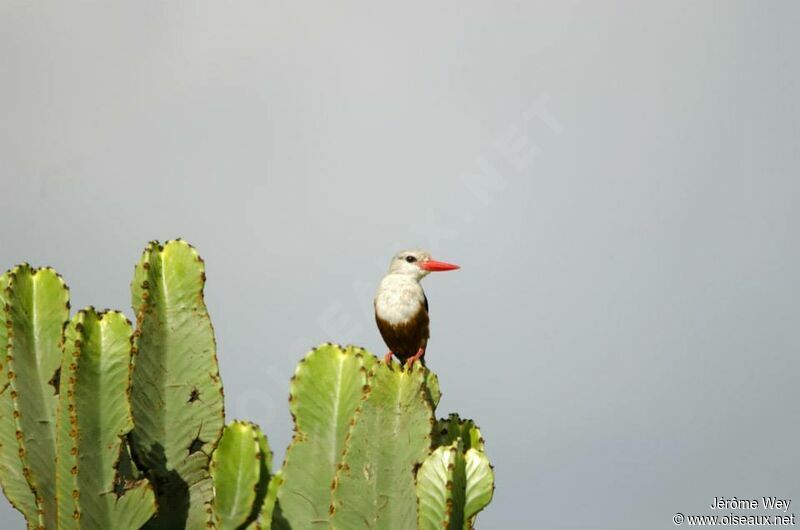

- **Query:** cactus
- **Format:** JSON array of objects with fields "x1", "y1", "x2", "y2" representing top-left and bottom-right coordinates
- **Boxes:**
[
  {"x1": 417, "y1": 417, "x2": 494, "y2": 530},
  {"x1": 55, "y1": 309, "x2": 156, "y2": 529},
  {"x1": 210, "y1": 421, "x2": 273, "y2": 530},
  {"x1": 129, "y1": 240, "x2": 225, "y2": 529},
  {"x1": 0, "y1": 271, "x2": 39, "y2": 528},
  {"x1": 250, "y1": 471, "x2": 286, "y2": 530},
  {"x1": 277, "y1": 344, "x2": 370, "y2": 528},
  {"x1": 2, "y1": 265, "x2": 70, "y2": 528},
  {"x1": 423, "y1": 370, "x2": 441, "y2": 411},
  {"x1": 462, "y1": 449, "x2": 494, "y2": 527},
  {"x1": 329, "y1": 362, "x2": 434, "y2": 530},
  {"x1": 416, "y1": 442, "x2": 467, "y2": 530},
  {"x1": 433, "y1": 414, "x2": 484, "y2": 452},
  {"x1": 0, "y1": 240, "x2": 495, "y2": 529}
]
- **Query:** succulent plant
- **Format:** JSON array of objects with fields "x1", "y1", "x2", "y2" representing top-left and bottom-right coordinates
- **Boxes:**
[
  {"x1": 0, "y1": 240, "x2": 495, "y2": 529},
  {"x1": 55, "y1": 309, "x2": 156, "y2": 529},
  {"x1": 0, "y1": 268, "x2": 158, "y2": 530},
  {"x1": 0, "y1": 270, "x2": 38, "y2": 527},
  {"x1": 417, "y1": 416, "x2": 494, "y2": 530},
  {"x1": 210, "y1": 421, "x2": 273, "y2": 530},
  {"x1": 330, "y1": 361, "x2": 434, "y2": 530},
  {"x1": 1, "y1": 265, "x2": 70, "y2": 529},
  {"x1": 129, "y1": 240, "x2": 225, "y2": 529},
  {"x1": 277, "y1": 344, "x2": 370, "y2": 528}
]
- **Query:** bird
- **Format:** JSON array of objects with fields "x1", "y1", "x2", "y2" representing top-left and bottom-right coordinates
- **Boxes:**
[{"x1": 374, "y1": 249, "x2": 460, "y2": 368}]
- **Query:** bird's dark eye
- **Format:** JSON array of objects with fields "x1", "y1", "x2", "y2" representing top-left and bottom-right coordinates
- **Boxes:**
[{"x1": 405, "y1": 255, "x2": 417, "y2": 263}]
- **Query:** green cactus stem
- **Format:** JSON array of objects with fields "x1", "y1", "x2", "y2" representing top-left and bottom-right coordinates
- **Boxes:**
[
  {"x1": 0, "y1": 270, "x2": 39, "y2": 528},
  {"x1": 416, "y1": 442, "x2": 467, "y2": 530},
  {"x1": 423, "y1": 370, "x2": 442, "y2": 411},
  {"x1": 463, "y1": 448, "x2": 494, "y2": 528},
  {"x1": 130, "y1": 240, "x2": 225, "y2": 529},
  {"x1": 417, "y1": 432, "x2": 494, "y2": 530},
  {"x1": 0, "y1": 240, "x2": 497, "y2": 530},
  {"x1": 211, "y1": 421, "x2": 273, "y2": 530},
  {"x1": 251, "y1": 426, "x2": 275, "y2": 526},
  {"x1": 248, "y1": 471, "x2": 288, "y2": 530},
  {"x1": 329, "y1": 362, "x2": 434, "y2": 530},
  {"x1": 3, "y1": 265, "x2": 70, "y2": 529},
  {"x1": 433, "y1": 414, "x2": 485, "y2": 452},
  {"x1": 55, "y1": 308, "x2": 156, "y2": 530},
  {"x1": 277, "y1": 344, "x2": 370, "y2": 529}
]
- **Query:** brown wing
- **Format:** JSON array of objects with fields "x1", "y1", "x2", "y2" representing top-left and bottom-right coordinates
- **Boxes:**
[{"x1": 375, "y1": 305, "x2": 429, "y2": 362}]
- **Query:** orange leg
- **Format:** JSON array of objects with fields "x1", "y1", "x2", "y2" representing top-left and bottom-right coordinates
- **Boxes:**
[
  {"x1": 405, "y1": 347, "x2": 425, "y2": 369},
  {"x1": 384, "y1": 351, "x2": 394, "y2": 364}
]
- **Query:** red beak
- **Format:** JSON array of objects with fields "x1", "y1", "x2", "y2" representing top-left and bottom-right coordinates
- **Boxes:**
[{"x1": 420, "y1": 259, "x2": 460, "y2": 272}]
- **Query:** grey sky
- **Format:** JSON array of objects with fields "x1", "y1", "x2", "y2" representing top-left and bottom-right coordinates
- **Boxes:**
[{"x1": 1, "y1": 2, "x2": 799, "y2": 528}]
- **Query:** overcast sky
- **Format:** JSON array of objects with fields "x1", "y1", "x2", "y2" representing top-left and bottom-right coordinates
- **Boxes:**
[{"x1": 1, "y1": 2, "x2": 799, "y2": 528}]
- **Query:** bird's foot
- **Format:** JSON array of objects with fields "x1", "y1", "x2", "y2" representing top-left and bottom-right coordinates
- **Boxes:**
[
  {"x1": 405, "y1": 348, "x2": 425, "y2": 370},
  {"x1": 383, "y1": 351, "x2": 394, "y2": 365}
]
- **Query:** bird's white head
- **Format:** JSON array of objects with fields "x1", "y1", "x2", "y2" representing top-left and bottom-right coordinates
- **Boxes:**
[{"x1": 387, "y1": 249, "x2": 460, "y2": 280}]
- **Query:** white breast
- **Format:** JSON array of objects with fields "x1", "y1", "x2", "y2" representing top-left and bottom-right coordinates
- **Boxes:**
[{"x1": 374, "y1": 274, "x2": 426, "y2": 325}]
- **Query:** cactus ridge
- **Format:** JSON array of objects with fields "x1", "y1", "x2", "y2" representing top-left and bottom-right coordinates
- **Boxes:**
[
  {"x1": 211, "y1": 420, "x2": 274, "y2": 530},
  {"x1": 0, "y1": 270, "x2": 40, "y2": 528},
  {"x1": 463, "y1": 448, "x2": 494, "y2": 528},
  {"x1": 239, "y1": 469, "x2": 287, "y2": 530},
  {"x1": 249, "y1": 423, "x2": 274, "y2": 526},
  {"x1": 416, "y1": 442, "x2": 463, "y2": 530},
  {"x1": 434, "y1": 414, "x2": 485, "y2": 452},
  {"x1": 55, "y1": 308, "x2": 156, "y2": 530},
  {"x1": 277, "y1": 343, "x2": 370, "y2": 529},
  {"x1": 329, "y1": 361, "x2": 434, "y2": 530},
  {"x1": 417, "y1": 416, "x2": 494, "y2": 530},
  {"x1": 423, "y1": 370, "x2": 442, "y2": 412},
  {"x1": 4, "y1": 265, "x2": 70, "y2": 529},
  {"x1": 129, "y1": 240, "x2": 225, "y2": 529}
]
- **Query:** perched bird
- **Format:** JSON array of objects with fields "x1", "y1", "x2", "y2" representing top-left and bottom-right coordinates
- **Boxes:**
[{"x1": 374, "y1": 249, "x2": 460, "y2": 367}]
